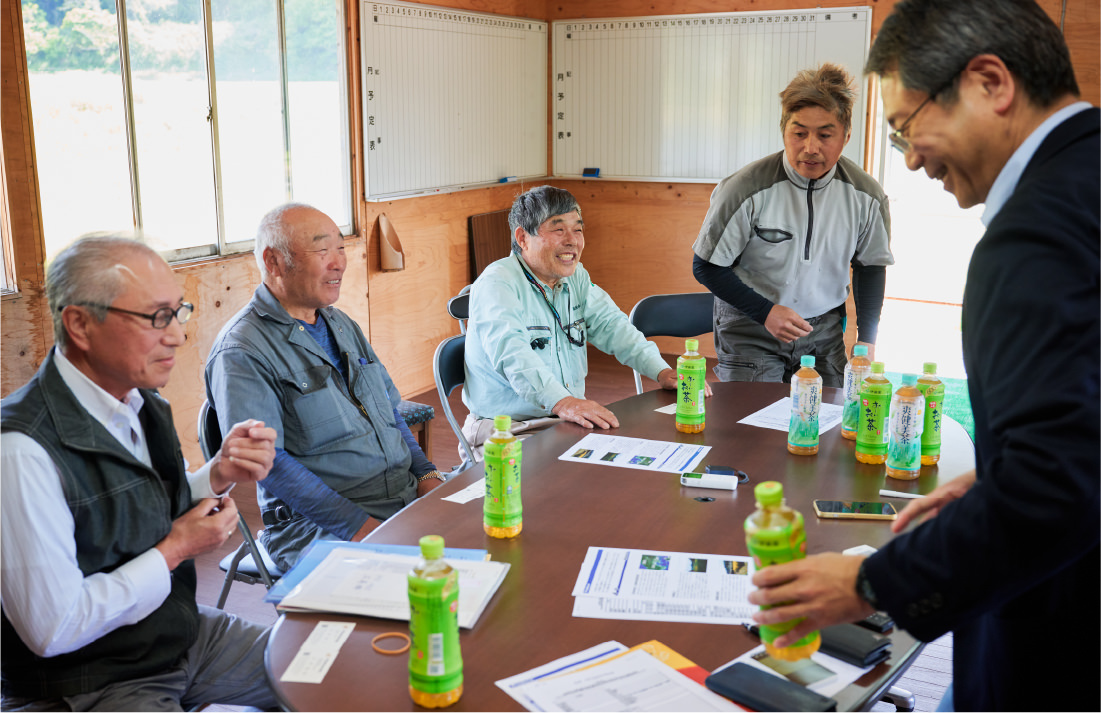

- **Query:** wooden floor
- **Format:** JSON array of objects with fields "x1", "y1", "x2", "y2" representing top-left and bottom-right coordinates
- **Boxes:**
[{"x1": 195, "y1": 348, "x2": 951, "y2": 712}]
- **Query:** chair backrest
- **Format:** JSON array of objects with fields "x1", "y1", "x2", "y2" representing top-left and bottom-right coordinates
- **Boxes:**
[
  {"x1": 447, "y1": 285, "x2": 471, "y2": 333},
  {"x1": 433, "y1": 335, "x2": 478, "y2": 469},
  {"x1": 627, "y1": 292, "x2": 715, "y2": 394},
  {"x1": 197, "y1": 398, "x2": 223, "y2": 461}
]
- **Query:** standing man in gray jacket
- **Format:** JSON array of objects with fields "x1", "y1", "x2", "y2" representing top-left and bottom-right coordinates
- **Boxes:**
[{"x1": 693, "y1": 63, "x2": 893, "y2": 387}]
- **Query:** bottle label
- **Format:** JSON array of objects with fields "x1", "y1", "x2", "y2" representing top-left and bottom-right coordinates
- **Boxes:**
[
  {"x1": 788, "y1": 378, "x2": 820, "y2": 448},
  {"x1": 887, "y1": 394, "x2": 924, "y2": 470},
  {"x1": 855, "y1": 386, "x2": 891, "y2": 455},
  {"x1": 676, "y1": 357, "x2": 706, "y2": 424},
  {"x1": 484, "y1": 438, "x2": 523, "y2": 529},
  {"x1": 918, "y1": 383, "x2": 944, "y2": 455},
  {"x1": 408, "y1": 570, "x2": 463, "y2": 693},
  {"x1": 746, "y1": 514, "x2": 816, "y2": 647},
  {"x1": 841, "y1": 365, "x2": 869, "y2": 433}
]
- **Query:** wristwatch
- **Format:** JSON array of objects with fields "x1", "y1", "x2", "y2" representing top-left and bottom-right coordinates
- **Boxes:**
[
  {"x1": 855, "y1": 559, "x2": 880, "y2": 609},
  {"x1": 416, "y1": 469, "x2": 446, "y2": 483}
]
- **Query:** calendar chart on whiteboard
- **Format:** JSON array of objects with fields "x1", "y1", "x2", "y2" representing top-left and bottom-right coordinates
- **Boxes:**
[
  {"x1": 552, "y1": 8, "x2": 871, "y2": 182},
  {"x1": 361, "y1": 2, "x2": 547, "y2": 200}
]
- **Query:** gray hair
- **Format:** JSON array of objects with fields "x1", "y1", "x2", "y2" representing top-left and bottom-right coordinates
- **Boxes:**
[
  {"x1": 780, "y1": 63, "x2": 856, "y2": 136},
  {"x1": 508, "y1": 186, "x2": 582, "y2": 253},
  {"x1": 866, "y1": 0, "x2": 1078, "y2": 107},
  {"x1": 46, "y1": 234, "x2": 161, "y2": 350},
  {"x1": 254, "y1": 202, "x2": 318, "y2": 279}
]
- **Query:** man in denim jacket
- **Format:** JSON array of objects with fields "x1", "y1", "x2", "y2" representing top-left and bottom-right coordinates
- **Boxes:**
[{"x1": 206, "y1": 204, "x2": 443, "y2": 571}]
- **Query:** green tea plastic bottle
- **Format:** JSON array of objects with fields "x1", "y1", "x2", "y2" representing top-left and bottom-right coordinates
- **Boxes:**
[
  {"x1": 675, "y1": 338, "x2": 706, "y2": 434},
  {"x1": 483, "y1": 415, "x2": 522, "y2": 538},
  {"x1": 886, "y1": 374, "x2": 925, "y2": 480},
  {"x1": 408, "y1": 535, "x2": 463, "y2": 708},
  {"x1": 841, "y1": 345, "x2": 871, "y2": 440},
  {"x1": 855, "y1": 362, "x2": 891, "y2": 465},
  {"x1": 787, "y1": 355, "x2": 822, "y2": 455},
  {"x1": 744, "y1": 481, "x2": 821, "y2": 661},
  {"x1": 917, "y1": 362, "x2": 944, "y2": 465}
]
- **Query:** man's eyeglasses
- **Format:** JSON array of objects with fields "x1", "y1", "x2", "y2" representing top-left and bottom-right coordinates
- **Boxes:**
[
  {"x1": 65, "y1": 302, "x2": 195, "y2": 329},
  {"x1": 888, "y1": 74, "x2": 959, "y2": 154}
]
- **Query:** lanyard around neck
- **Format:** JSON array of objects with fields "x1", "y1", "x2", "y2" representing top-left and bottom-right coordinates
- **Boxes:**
[{"x1": 515, "y1": 255, "x2": 584, "y2": 347}]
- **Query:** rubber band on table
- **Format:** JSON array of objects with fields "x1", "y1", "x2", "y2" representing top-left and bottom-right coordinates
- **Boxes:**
[{"x1": 371, "y1": 632, "x2": 411, "y2": 655}]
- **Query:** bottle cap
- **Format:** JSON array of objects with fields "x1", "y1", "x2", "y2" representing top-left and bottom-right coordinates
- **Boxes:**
[
  {"x1": 871, "y1": 361, "x2": 885, "y2": 374},
  {"x1": 853, "y1": 345, "x2": 868, "y2": 356},
  {"x1": 923, "y1": 362, "x2": 937, "y2": 374},
  {"x1": 419, "y1": 534, "x2": 444, "y2": 558},
  {"x1": 494, "y1": 415, "x2": 512, "y2": 432},
  {"x1": 902, "y1": 373, "x2": 918, "y2": 386},
  {"x1": 685, "y1": 338, "x2": 699, "y2": 352},
  {"x1": 800, "y1": 354, "x2": 816, "y2": 367},
  {"x1": 754, "y1": 481, "x2": 783, "y2": 507}
]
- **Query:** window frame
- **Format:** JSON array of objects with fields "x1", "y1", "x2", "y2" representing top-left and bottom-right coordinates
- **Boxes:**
[{"x1": 24, "y1": 0, "x2": 354, "y2": 265}]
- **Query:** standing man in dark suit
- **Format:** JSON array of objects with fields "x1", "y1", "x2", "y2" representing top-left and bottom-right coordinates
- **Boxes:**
[{"x1": 746, "y1": 1, "x2": 1099, "y2": 710}]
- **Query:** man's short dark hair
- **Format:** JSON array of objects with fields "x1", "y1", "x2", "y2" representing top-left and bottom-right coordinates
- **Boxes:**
[
  {"x1": 866, "y1": 0, "x2": 1078, "y2": 106},
  {"x1": 508, "y1": 186, "x2": 581, "y2": 253}
]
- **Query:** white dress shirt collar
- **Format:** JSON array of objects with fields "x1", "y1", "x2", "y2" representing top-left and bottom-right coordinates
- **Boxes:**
[{"x1": 53, "y1": 349, "x2": 151, "y2": 467}]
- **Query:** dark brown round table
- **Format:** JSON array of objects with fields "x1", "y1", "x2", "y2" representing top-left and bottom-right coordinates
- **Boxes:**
[{"x1": 264, "y1": 381, "x2": 974, "y2": 711}]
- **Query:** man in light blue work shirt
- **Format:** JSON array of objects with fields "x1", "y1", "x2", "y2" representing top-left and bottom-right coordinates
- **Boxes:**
[{"x1": 463, "y1": 185, "x2": 690, "y2": 451}]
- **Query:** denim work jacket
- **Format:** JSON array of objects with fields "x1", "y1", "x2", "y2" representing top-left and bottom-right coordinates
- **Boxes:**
[{"x1": 205, "y1": 285, "x2": 414, "y2": 529}]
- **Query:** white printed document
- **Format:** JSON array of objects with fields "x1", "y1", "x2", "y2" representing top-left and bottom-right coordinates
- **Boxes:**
[
  {"x1": 276, "y1": 547, "x2": 509, "y2": 628},
  {"x1": 500, "y1": 647, "x2": 740, "y2": 712},
  {"x1": 558, "y1": 433, "x2": 710, "y2": 473},
  {"x1": 738, "y1": 397, "x2": 843, "y2": 434},
  {"x1": 571, "y1": 546, "x2": 756, "y2": 625}
]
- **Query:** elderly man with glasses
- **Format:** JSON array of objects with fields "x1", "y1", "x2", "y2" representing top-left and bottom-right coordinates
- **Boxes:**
[
  {"x1": 693, "y1": 62, "x2": 894, "y2": 387},
  {"x1": 1, "y1": 235, "x2": 279, "y2": 711},
  {"x1": 747, "y1": 1, "x2": 1098, "y2": 710}
]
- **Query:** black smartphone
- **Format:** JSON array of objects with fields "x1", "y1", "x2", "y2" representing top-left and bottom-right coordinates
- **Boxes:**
[
  {"x1": 813, "y1": 500, "x2": 897, "y2": 520},
  {"x1": 705, "y1": 662, "x2": 837, "y2": 711}
]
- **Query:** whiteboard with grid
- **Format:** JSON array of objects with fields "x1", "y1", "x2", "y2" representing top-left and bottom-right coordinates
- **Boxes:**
[
  {"x1": 360, "y1": 2, "x2": 547, "y2": 200},
  {"x1": 552, "y1": 8, "x2": 872, "y2": 181}
]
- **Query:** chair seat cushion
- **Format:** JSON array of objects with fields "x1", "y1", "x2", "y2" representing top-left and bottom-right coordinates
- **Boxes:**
[
  {"x1": 219, "y1": 542, "x2": 284, "y2": 579},
  {"x1": 397, "y1": 400, "x2": 435, "y2": 426}
]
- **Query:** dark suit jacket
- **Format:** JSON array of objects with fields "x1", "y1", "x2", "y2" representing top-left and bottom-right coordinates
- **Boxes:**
[{"x1": 865, "y1": 107, "x2": 1100, "y2": 711}]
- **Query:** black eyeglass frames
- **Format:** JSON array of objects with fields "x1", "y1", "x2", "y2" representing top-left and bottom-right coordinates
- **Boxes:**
[{"x1": 63, "y1": 302, "x2": 195, "y2": 329}]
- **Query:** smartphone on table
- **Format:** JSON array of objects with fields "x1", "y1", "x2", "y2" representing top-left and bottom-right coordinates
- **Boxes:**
[{"x1": 812, "y1": 500, "x2": 897, "y2": 520}]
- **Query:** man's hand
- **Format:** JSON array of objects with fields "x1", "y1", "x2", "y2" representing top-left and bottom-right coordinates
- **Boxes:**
[
  {"x1": 657, "y1": 368, "x2": 714, "y2": 397},
  {"x1": 850, "y1": 341, "x2": 876, "y2": 361},
  {"x1": 155, "y1": 497, "x2": 239, "y2": 571},
  {"x1": 552, "y1": 396, "x2": 619, "y2": 429},
  {"x1": 209, "y1": 419, "x2": 277, "y2": 493},
  {"x1": 892, "y1": 469, "x2": 976, "y2": 533},
  {"x1": 417, "y1": 475, "x2": 445, "y2": 498},
  {"x1": 352, "y1": 517, "x2": 381, "y2": 542},
  {"x1": 765, "y1": 305, "x2": 812, "y2": 343},
  {"x1": 748, "y1": 553, "x2": 874, "y2": 648}
]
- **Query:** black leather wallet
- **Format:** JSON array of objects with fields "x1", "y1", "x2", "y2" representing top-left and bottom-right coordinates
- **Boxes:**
[
  {"x1": 820, "y1": 623, "x2": 892, "y2": 667},
  {"x1": 705, "y1": 662, "x2": 837, "y2": 712}
]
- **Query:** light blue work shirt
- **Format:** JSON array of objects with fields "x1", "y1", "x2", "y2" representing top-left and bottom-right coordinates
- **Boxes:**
[{"x1": 463, "y1": 253, "x2": 670, "y2": 420}]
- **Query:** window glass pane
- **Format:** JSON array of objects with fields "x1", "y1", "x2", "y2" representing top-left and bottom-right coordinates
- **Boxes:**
[
  {"x1": 125, "y1": 0, "x2": 218, "y2": 255},
  {"x1": 212, "y1": 0, "x2": 286, "y2": 244},
  {"x1": 285, "y1": 0, "x2": 350, "y2": 226},
  {"x1": 21, "y1": 0, "x2": 134, "y2": 262}
]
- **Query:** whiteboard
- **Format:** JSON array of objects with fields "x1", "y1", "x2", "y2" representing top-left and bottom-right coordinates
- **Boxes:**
[
  {"x1": 361, "y1": 2, "x2": 547, "y2": 200},
  {"x1": 552, "y1": 8, "x2": 871, "y2": 181}
]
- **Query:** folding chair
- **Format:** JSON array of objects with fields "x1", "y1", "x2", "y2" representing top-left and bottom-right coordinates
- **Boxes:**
[
  {"x1": 197, "y1": 400, "x2": 283, "y2": 608},
  {"x1": 627, "y1": 292, "x2": 715, "y2": 394},
  {"x1": 433, "y1": 335, "x2": 478, "y2": 473}
]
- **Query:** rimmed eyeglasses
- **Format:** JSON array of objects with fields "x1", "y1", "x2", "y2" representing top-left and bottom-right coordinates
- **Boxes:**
[{"x1": 63, "y1": 302, "x2": 195, "y2": 329}]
